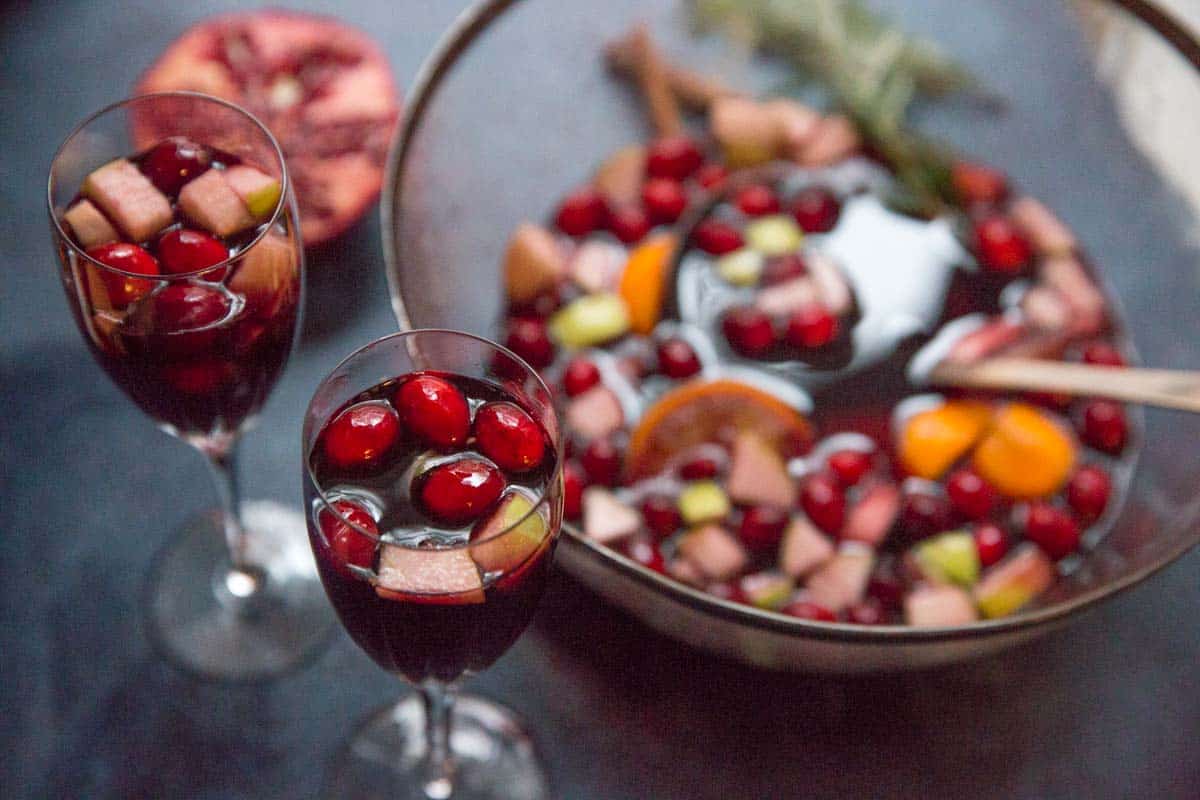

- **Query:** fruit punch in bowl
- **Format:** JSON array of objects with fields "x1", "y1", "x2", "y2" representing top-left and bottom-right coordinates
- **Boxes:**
[{"x1": 303, "y1": 329, "x2": 564, "y2": 800}]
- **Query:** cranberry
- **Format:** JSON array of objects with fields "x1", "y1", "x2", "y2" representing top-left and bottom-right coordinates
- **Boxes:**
[
  {"x1": 319, "y1": 499, "x2": 379, "y2": 575},
  {"x1": 323, "y1": 401, "x2": 402, "y2": 470},
  {"x1": 148, "y1": 283, "x2": 231, "y2": 355},
  {"x1": 563, "y1": 460, "x2": 586, "y2": 520},
  {"x1": 656, "y1": 337, "x2": 702, "y2": 379},
  {"x1": 785, "y1": 305, "x2": 839, "y2": 349},
  {"x1": 394, "y1": 373, "x2": 471, "y2": 450},
  {"x1": 504, "y1": 317, "x2": 555, "y2": 370},
  {"x1": 473, "y1": 401, "x2": 546, "y2": 473},
  {"x1": 761, "y1": 253, "x2": 807, "y2": 286},
  {"x1": 734, "y1": 184, "x2": 781, "y2": 216},
  {"x1": 782, "y1": 600, "x2": 837, "y2": 622},
  {"x1": 157, "y1": 228, "x2": 229, "y2": 277},
  {"x1": 140, "y1": 136, "x2": 212, "y2": 195},
  {"x1": 608, "y1": 205, "x2": 652, "y2": 244},
  {"x1": 562, "y1": 357, "x2": 601, "y2": 397},
  {"x1": 623, "y1": 537, "x2": 666, "y2": 573},
  {"x1": 645, "y1": 135, "x2": 704, "y2": 181},
  {"x1": 738, "y1": 505, "x2": 788, "y2": 551},
  {"x1": 845, "y1": 599, "x2": 885, "y2": 625},
  {"x1": 1024, "y1": 502, "x2": 1081, "y2": 560},
  {"x1": 951, "y1": 161, "x2": 1008, "y2": 206},
  {"x1": 722, "y1": 306, "x2": 775, "y2": 357},
  {"x1": 694, "y1": 163, "x2": 728, "y2": 190},
  {"x1": 87, "y1": 242, "x2": 161, "y2": 306},
  {"x1": 946, "y1": 468, "x2": 998, "y2": 520},
  {"x1": 1079, "y1": 399, "x2": 1128, "y2": 454},
  {"x1": 679, "y1": 457, "x2": 719, "y2": 481},
  {"x1": 973, "y1": 215, "x2": 1031, "y2": 275},
  {"x1": 691, "y1": 219, "x2": 744, "y2": 255},
  {"x1": 641, "y1": 178, "x2": 688, "y2": 224},
  {"x1": 554, "y1": 187, "x2": 608, "y2": 236},
  {"x1": 790, "y1": 186, "x2": 840, "y2": 233},
  {"x1": 581, "y1": 436, "x2": 622, "y2": 487},
  {"x1": 417, "y1": 458, "x2": 507, "y2": 526},
  {"x1": 973, "y1": 522, "x2": 1009, "y2": 568},
  {"x1": 898, "y1": 490, "x2": 953, "y2": 541},
  {"x1": 1081, "y1": 341, "x2": 1125, "y2": 368},
  {"x1": 1066, "y1": 465, "x2": 1112, "y2": 523},
  {"x1": 827, "y1": 450, "x2": 872, "y2": 487},
  {"x1": 799, "y1": 472, "x2": 846, "y2": 535},
  {"x1": 640, "y1": 495, "x2": 682, "y2": 540}
]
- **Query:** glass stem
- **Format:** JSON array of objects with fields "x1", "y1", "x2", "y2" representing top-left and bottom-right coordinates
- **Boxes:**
[
  {"x1": 419, "y1": 681, "x2": 456, "y2": 800},
  {"x1": 204, "y1": 444, "x2": 251, "y2": 575}
]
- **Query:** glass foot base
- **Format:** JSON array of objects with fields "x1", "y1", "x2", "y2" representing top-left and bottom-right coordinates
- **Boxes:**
[
  {"x1": 325, "y1": 694, "x2": 551, "y2": 800},
  {"x1": 145, "y1": 500, "x2": 335, "y2": 682}
]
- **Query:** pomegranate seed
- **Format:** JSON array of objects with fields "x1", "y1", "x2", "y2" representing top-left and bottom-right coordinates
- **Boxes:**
[
  {"x1": 785, "y1": 305, "x2": 839, "y2": 349},
  {"x1": 554, "y1": 187, "x2": 608, "y2": 236},
  {"x1": 1066, "y1": 465, "x2": 1112, "y2": 522},
  {"x1": 418, "y1": 458, "x2": 507, "y2": 526},
  {"x1": 323, "y1": 401, "x2": 402, "y2": 470},
  {"x1": 782, "y1": 600, "x2": 836, "y2": 622},
  {"x1": 946, "y1": 468, "x2": 998, "y2": 520},
  {"x1": 641, "y1": 495, "x2": 682, "y2": 539},
  {"x1": 973, "y1": 215, "x2": 1031, "y2": 275},
  {"x1": 827, "y1": 450, "x2": 872, "y2": 487},
  {"x1": 898, "y1": 490, "x2": 953, "y2": 541},
  {"x1": 623, "y1": 537, "x2": 666, "y2": 573},
  {"x1": 734, "y1": 184, "x2": 780, "y2": 216},
  {"x1": 1024, "y1": 502, "x2": 1081, "y2": 560},
  {"x1": 563, "y1": 460, "x2": 587, "y2": 520},
  {"x1": 679, "y1": 457, "x2": 719, "y2": 481},
  {"x1": 140, "y1": 136, "x2": 211, "y2": 195},
  {"x1": 656, "y1": 337, "x2": 702, "y2": 379},
  {"x1": 722, "y1": 306, "x2": 775, "y2": 357},
  {"x1": 581, "y1": 436, "x2": 622, "y2": 487},
  {"x1": 761, "y1": 254, "x2": 807, "y2": 286},
  {"x1": 691, "y1": 219, "x2": 744, "y2": 255},
  {"x1": 645, "y1": 135, "x2": 704, "y2": 181},
  {"x1": 608, "y1": 205, "x2": 652, "y2": 244},
  {"x1": 87, "y1": 242, "x2": 161, "y2": 306},
  {"x1": 799, "y1": 472, "x2": 846, "y2": 535},
  {"x1": 157, "y1": 228, "x2": 229, "y2": 277},
  {"x1": 642, "y1": 178, "x2": 688, "y2": 224},
  {"x1": 1081, "y1": 341, "x2": 1125, "y2": 367},
  {"x1": 738, "y1": 505, "x2": 788, "y2": 551},
  {"x1": 562, "y1": 358, "x2": 601, "y2": 397},
  {"x1": 951, "y1": 161, "x2": 1008, "y2": 206},
  {"x1": 845, "y1": 599, "x2": 885, "y2": 625},
  {"x1": 473, "y1": 401, "x2": 546, "y2": 473},
  {"x1": 319, "y1": 499, "x2": 379, "y2": 575},
  {"x1": 394, "y1": 373, "x2": 471, "y2": 449},
  {"x1": 694, "y1": 162, "x2": 728, "y2": 190},
  {"x1": 504, "y1": 317, "x2": 555, "y2": 370},
  {"x1": 1079, "y1": 399, "x2": 1128, "y2": 454},
  {"x1": 973, "y1": 522, "x2": 1009, "y2": 568},
  {"x1": 791, "y1": 186, "x2": 840, "y2": 233}
]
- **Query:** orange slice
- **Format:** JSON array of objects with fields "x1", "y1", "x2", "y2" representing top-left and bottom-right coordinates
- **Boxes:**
[
  {"x1": 973, "y1": 403, "x2": 1076, "y2": 499},
  {"x1": 619, "y1": 232, "x2": 677, "y2": 335},
  {"x1": 898, "y1": 400, "x2": 992, "y2": 480}
]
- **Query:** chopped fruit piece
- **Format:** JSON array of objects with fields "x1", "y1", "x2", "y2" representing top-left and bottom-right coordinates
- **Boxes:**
[
  {"x1": 827, "y1": 450, "x2": 872, "y2": 487},
  {"x1": 619, "y1": 232, "x2": 676, "y2": 335},
  {"x1": 904, "y1": 584, "x2": 978, "y2": 627},
  {"x1": 582, "y1": 487, "x2": 640, "y2": 543},
  {"x1": 1066, "y1": 465, "x2": 1112, "y2": 522},
  {"x1": 737, "y1": 571, "x2": 794, "y2": 610},
  {"x1": 785, "y1": 305, "x2": 839, "y2": 349},
  {"x1": 716, "y1": 249, "x2": 764, "y2": 287},
  {"x1": 800, "y1": 472, "x2": 846, "y2": 535},
  {"x1": 846, "y1": 599, "x2": 885, "y2": 625},
  {"x1": 140, "y1": 137, "x2": 212, "y2": 195},
  {"x1": 973, "y1": 522, "x2": 1010, "y2": 568},
  {"x1": 322, "y1": 401, "x2": 401, "y2": 470},
  {"x1": 641, "y1": 495, "x2": 682, "y2": 539},
  {"x1": 624, "y1": 537, "x2": 666, "y2": 573},
  {"x1": 726, "y1": 431, "x2": 796, "y2": 509},
  {"x1": 63, "y1": 200, "x2": 119, "y2": 249},
  {"x1": 222, "y1": 165, "x2": 282, "y2": 219},
  {"x1": 1020, "y1": 286, "x2": 1071, "y2": 332},
  {"x1": 504, "y1": 317, "x2": 556, "y2": 369},
  {"x1": 944, "y1": 317, "x2": 1025, "y2": 364},
  {"x1": 657, "y1": 337, "x2": 702, "y2": 379},
  {"x1": 1081, "y1": 341, "x2": 1125, "y2": 367},
  {"x1": 177, "y1": 169, "x2": 257, "y2": 237},
  {"x1": 950, "y1": 161, "x2": 1008, "y2": 206},
  {"x1": 581, "y1": 436, "x2": 622, "y2": 486},
  {"x1": 86, "y1": 242, "x2": 161, "y2": 307},
  {"x1": 913, "y1": 531, "x2": 980, "y2": 587},
  {"x1": 973, "y1": 403, "x2": 1076, "y2": 498},
  {"x1": 548, "y1": 293, "x2": 631, "y2": 349},
  {"x1": 570, "y1": 239, "x2": 626, "y2": 294},
  {"x1": 973, "y1": 544, "x2": 1055, "y2": 618},
  {"x1": 593, "y1": 145, "x2": 646, "y2": 206},
  {"x1": 709, "y1": 96, "x2": 780, "y2": 167},
  {"x1": 693, "y1": 220, "x2": 745, "y2": 256},
  {"x1": 806, "y1": 545, "x2": 874, "y2": 612},
  {"x1": 898, "y1": 400, "x2": 992, "y2": 480},
  {"x1": 764, "y1": 98, "x2": 821, "y2": 157},
  {"x1": 694, "y1": 163, "x2": 728, "y2": 190},
  {"x1": 738, "y1": 505, "x2": 789, "y2": 551},
  {"x1": 416, "y1": 458, "x2": 506, "y2": 527},
  {"x1": 471, "y1": 490, "x2": 549, "y2": 574},
  {"x1": 554, "y1": 187, "x2": 609, "y2": 236},
  {"x1": 762, "y1": 253, "x2": 808, "y2": 286},
  {"x1": 395, "y1": 374, "x2": 470, "y2": 450},
  {"x1": 565, "y1": 385, "x2": 624, "y2": 441},
  {"x1": 667, "y1": 557, "x2": 705, "y2": 586},
  {"x1": 678, "y1": 481, "x2": 732, "y2": 526},
  {"x1": 734, "y1": 184, "x2": 780, "y2": 217},
  {"x1": 806, "y1": 252, "x2": 853, "y2": 316},
  {"x1": 563, "y1": 460, "x2": 586, "y2": 520},
  {"x1": 722, "y1": 306, "x2": 776, "y2": 357},
  {"x1": 796, "y1": 115, "x2": 861, "y2": 166},
  {"x1": 946, "y1": 468, "x2": 998, "y2": 520},
  {"x1": 158, "y1": 228, "x2": 229, "y2": 276},
  {"x1": 841, "y1": 482, "x2": 900, "y2": 546},
  {"x1": 1023, "y1": 502, "x2": 1081, "y2": 560},
  {"x1": 503, "y1": 223, "x2": 567, "y2": 305},
  {"x1": 755, "y1": 276, "x2": 820, "y2": 317},
  {"x1": 83, "y1": 158, "x2": 174, "y2": 242},
  {"x1": 782, "y1": 600, "x2": 837, "y2": 622},
  {"x1": 376, "y1": 544, "x2": 485, "y2": 604},
  {"x1": 228, "y1": 231, "x2": 295, "y2": 318},
  {"x1": 1010, "y1": 196, "x2": 1075, "y2": 255},
  {"x1": 1078, "y1": 399, "x2": 1128, "y2": 455},
  {"x1": 780, "y1": 516, "x2": 835, "y2": 577},
  {"x1": 641, "y1": 178, "x2": 687, "y2": 224},
  {"x1": 318, "y1": 500, "x2": 378, "y2": 576},
  {"x1": 791, "y1": 186, "x2": 841, "y2": 233},
  {"x1": 562, "y1": 357, "x2": 601, "y2": 397},
  {"x1": 679, "y1": 457, "x2": 719, "y2": 481},
  {"x1": 973, "y1": 215, "x2": 1031, "y2": 275},
  {"x1": 473, "y1": 402, "x2": 547, "y2": 473},
  {"x1": 744, "y1": 215, "x2": 803, "y2": 257},
  {"x1": 645, "y1": 135, "x2": 704, "y2": 181},
  {"x1": 897, "y1": 489, "x2": 953, "y2": 542},
  {"x1": 608, "y1": 205, "x2": 652, "y2": 244},
  {"x1": 677, "y1": 524, "x2": 748, "y2": 581},
  {"x1": 625, "y1": 379, "x2": 811, "y2": 480}
]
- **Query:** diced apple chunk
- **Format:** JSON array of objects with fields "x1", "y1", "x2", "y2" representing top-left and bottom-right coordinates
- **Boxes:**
[
  {"x1": 796, "y1": 115, "x2": 861, "y2": 167},
  {"x1": 709, "y1": 96, "x2": 781, "y2": 168},
  {"x1": 973, "y1": 544, "x2": 1055, "y2": 619},
  {"x1": 582, "y1": 487, "x2": 640, "y2": 544},
  {"x1": 944, "y1": 317, "x2": 1025, "y2": 365},
  {"x1": 805, "y1": 544, "x2": 874, "y2": 612},
  {"x1": 63, "y1": 200, "x2": 119, "y2": 249},
  {"x1": 764, "y1": 99, "x2": 821, "y2": 159},
  {"x1": 738, "y1": 571, "x2": 794, "y2": 610},
  {"x1": 676, "y1": 524, "x2": 747, "y2": 581},
  {"x1": 912, "y1": 530, "x2": 980, "y2": 587},
  {"x1": 744, "y1": 215, "x2": 804, "y2": 257},
  {"x1": 548, "y1": 293, "x2": 631, "y2": 348},
  {"x1": 904, "y1": 584, "x2": 978, "y2": 627},
  {"x1": 726, "y1": 432, "x2": 796, "y2": 508},
  {"x1": 178, "y1": 169, "x2": 256, "y2": 237},
  {"x1": 222, "y1": 165, "x2": 282, "y2": 220},
  {"x1": 667, "y1": 557, "x2": 705, "y2": 587},
  {"x1": 841, "y1": 482, "x2": 900, "y2": 546},
  {"x1": 229, "y1": 231, "x2": 297, "y2": 319},
  {"x1": 1040, "y1": 256, "x2": 1105, "y2": 336},
  {"x1": 376, "y1": 544, "x2": 485, "y2": 604},
  {"x1": 570, "y1": 240, "x2": 625, "y2": 294},
  {"x1": 565, "y1": 385, "x2": 624, "y2": 441},
  {"x1": 678, "y1": 481, "x2": 731, "y2": 526},
  {"x1": 755, "y1": 276, "x2": 820, "y2": 317},
  {"x1": 806, "y1": 252, "x2": 853, "y2": 316},
  {"x1": 503, "y1": 223, "x2": 566, "y2": 304},
  {"x1": 779, "y1": 516, "x2": 834, "y2": 578},
  {"x1": 471, "y1": 490, "x2": 548, "y2": 575},
  {"x1": 1021, "y1": 286, "x2": 1072, "y2": 332},
  {"x1": 1010, "y1": 197, "x2": 1076, "y2": 255},
  {"x1": 82, "y1": 158, "x2": 173, "y2": 242},
  {"x1": 593, "y1": 145, "x2": 646, "y2": 207}
]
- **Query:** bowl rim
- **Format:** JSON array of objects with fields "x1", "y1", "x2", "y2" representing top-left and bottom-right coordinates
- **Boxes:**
[{"x1": 381, "y1": 0, "x2": 1200, "y2": 642}]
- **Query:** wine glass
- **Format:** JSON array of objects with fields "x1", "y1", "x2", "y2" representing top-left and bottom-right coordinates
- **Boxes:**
[
  {"x1": 303, "y1": 329, "x2": 564, "y2": 800},
  {"x1": 48, "y1": 92, "x2": 334, "y2": 681}
]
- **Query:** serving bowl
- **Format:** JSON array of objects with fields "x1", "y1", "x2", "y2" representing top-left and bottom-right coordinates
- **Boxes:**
[{"x1": 382, "y1": 0, "x2": 1200, "y2": 671}]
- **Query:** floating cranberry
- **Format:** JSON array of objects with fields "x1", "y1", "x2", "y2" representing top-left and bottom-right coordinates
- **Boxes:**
[
  {"x1": 1079, "y1": 399, "x2": 1128, "y2": 454},
  {"x1": 417, "y1": 458, "x2": 507, "y2": 527},
  {"x1": 581, "y1": 436, "x2": 622, "y2": 487},
  {"x1": 657, "y1": 337, "x2": 702, "y2": 379},
  {"x1": 608, "y1": 205, "x2": 652, "y2": 244},
  {"x1": 791, "y1": 186, "x2": 840, "y2": 233},
  {"x1": 623, "y1": 537, "x2": 666, "y2": 573},
  {"x1": 898, "y1": 490, "x2": 953, "y2": 541},
  {"x1": 973, "y1": 215, "x2": 1031, "y2": 275},
  {"x1": 782, "y1": 600, "x2": 837, "y2": 622},
  {"x1": 827, "y1": 450, "x2": 872, "y2": 487},
  {"x1": 1081, "y1": 341, "x2": 1125, "y2": 368},
  {"x1": 691, "y1": 219, "x2": 744, "y2": 255},
  {"x1": 563, "y1": 460, "x2": 586, "y2": 520},
  {"x1": 473, "y1": 401, "x2": 546, "y2": 473},
  {"x1": 87, "y1": 242, "x2": 161, "y2": 306},
  {"x1": 738, "y1": 505, "x2": 788, "y2": 551},
  {"x1": 147, "y1": 283, "x2": 232, "y2": 356},
  {"x1": 694, "y1": 163, "x2": 728, "y2": 190},
  {"x1": 1066, "y1": 465, "x2": 1112, "y2": 523},
  {"x1": 323, "y1": 401, "x2": 402, "y2": 470},
  {"x1": 679, "y1": 457, "x2": 719, "y2": 481},
  {"x1": 799, "y1": 472, "x2": 846, "y2": 535},
  {"x1": 946, "y1": 468, "x2": 998, "y2": 520},
  {"x1": 642, "y1": 178, "x2": 688, "y2": 224},
  {"x1": 845, "y1": 599, "x2": 885, "y2": 625},
  {"x1": 641, "y1": 495, "x2": 682, "y2": 540},
  {"x1": 554, "y1": 187, "x2": 608, "y2": 237},
  {"x1": 785, "y1": 305, "x2": 838, "y2": 349},
  {"x1": 722, "y1": 306, "x2": 775, "y2": 357},
  {"x1": 504, "y1": 317, "x2": 555, "y2": 370},
  {"x1": 562, "y1": 358, "x2": 601, "y2": 397},
  {"x1": 761, "y1": 254, "x2": 807, "y2": 286},
  {"x1": 645, "y1": 135, "x2": 704, "y2": 181},
  {"x1": 157, "y1": 228, "x2": 229, "y2": 277},
  {"x1": 950, "y1": 161, "x2": 1008, "y2": 206},
  {"x1": 734, "y1": 184, "x2": 780, "y2": 216},
  {"x1": 973, "y1": 522, "x2": 1009, "y2": 568},
  {"x1": 140, "y1": 136, "x2": 212, "y2": 195},
  {"x1": 319, "y1": 499, "x2": 379, "y2": 575},
  {"x1": 1024, "y1": 502, "x2": 1081, "y2": 560},
  {"x1": 394, "y1": 373, "x2": 470, "y2": 450}
]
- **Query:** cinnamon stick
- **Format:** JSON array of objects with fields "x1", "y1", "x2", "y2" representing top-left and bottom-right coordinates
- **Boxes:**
[{"x1": 621, "y1": 24, "x2": 684, "y2": 137}]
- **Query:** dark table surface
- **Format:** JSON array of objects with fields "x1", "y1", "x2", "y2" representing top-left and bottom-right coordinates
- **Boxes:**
[{"x1": 3, "y1": 1, "x2": 1198, "y2": 799}]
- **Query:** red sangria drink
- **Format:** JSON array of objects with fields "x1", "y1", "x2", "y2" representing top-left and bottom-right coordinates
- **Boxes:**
[
  {"x1": 49, "y1": 93, "x2": 333, "y2": 681},
  {"x1": 303, "y1": 330, "x2": 563, "y2": 800}
]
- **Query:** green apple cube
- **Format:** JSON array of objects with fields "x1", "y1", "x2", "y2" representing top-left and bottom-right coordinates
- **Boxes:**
[
  {"x1": 744, "y1": 215, "x2": 804, "y2": 256},
  {"x1": 222, "y1": 165, "x2": 283, "y2": 220},
  {"x1": 471, "y1": 490, "x2": 548, "y2": 574},
  {"x1": 678, "y1": 481, "x2": 732, "y2": 526},
  {"x1": 716, "y1": 248, "x2": 764, "y2": 287},
  {"x1": 548, "y1": 293, "x2": 631, "y2": 348},
  {"x1": 739, "y1": 571, "x2": 794, "y2": 610},
  {"x1": 913, "y1": 530, "x2": 980, "y2": 587},
  {"x1": 973, "y1": 544, "x2": 1055, "y2": 619}
]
